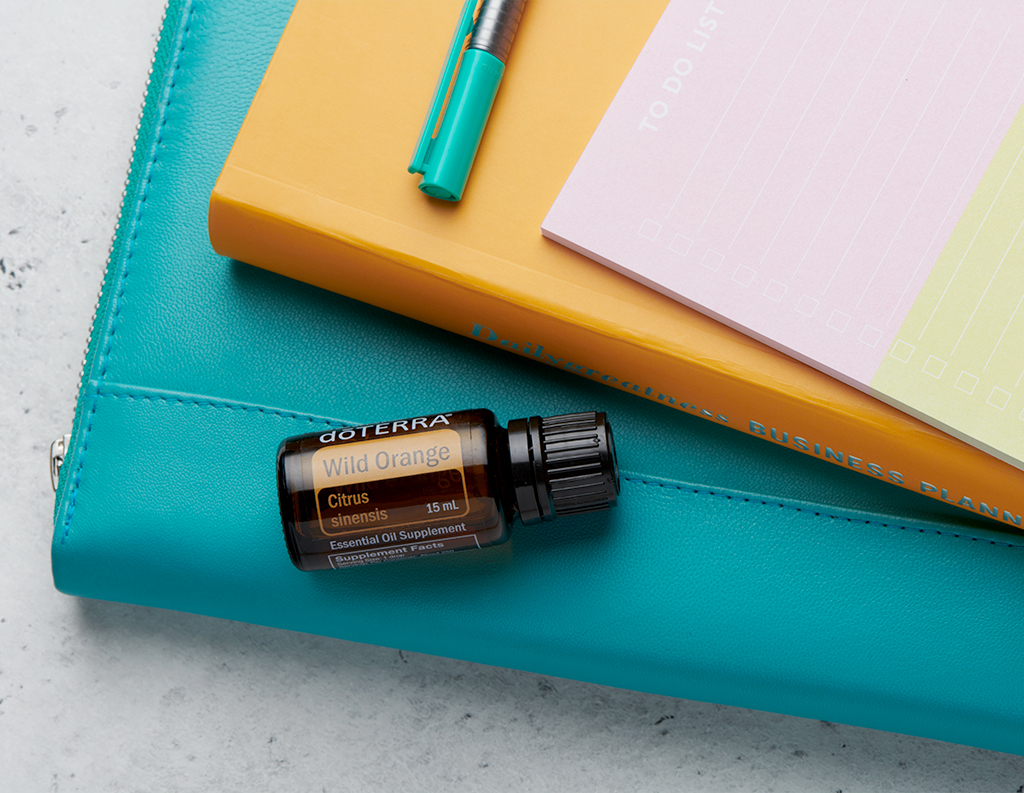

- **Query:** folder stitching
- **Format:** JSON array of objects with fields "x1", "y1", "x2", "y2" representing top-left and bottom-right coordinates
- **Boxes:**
[
  {"x1": 620, "y1": 476, "x2": 1024, "y2": 551},
  {"x1": 58, "y1": 2, "x2": 196, "y2": 547},
  {"x1": 67, "y1": 384, "x2": 1024, "y2": 552},
  {"x1": 89, "y1": 389, "x2": 347, "y2": 428}
]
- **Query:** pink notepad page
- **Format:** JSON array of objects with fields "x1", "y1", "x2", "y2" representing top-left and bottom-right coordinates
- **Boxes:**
[{"x1": 543, "y1": 0, "x2": 1024, "y2": 469}]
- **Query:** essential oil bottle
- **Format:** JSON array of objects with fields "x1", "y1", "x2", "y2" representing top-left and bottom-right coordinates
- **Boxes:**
[{"x1": 276, "y1": 409, "x2": 618, "y2": 571}]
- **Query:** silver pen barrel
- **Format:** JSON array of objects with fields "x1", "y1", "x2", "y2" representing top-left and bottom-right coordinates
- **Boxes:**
[{"x1": 469, "y1": 0, "x2": 526, "y2": 64}]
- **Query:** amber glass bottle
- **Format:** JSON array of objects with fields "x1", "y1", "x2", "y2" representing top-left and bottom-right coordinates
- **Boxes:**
[{"x1": 277, "y1": 409, "x2": 618, "y2": 571}]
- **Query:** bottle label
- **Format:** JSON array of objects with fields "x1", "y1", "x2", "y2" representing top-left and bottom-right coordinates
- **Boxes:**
[{"x1": 310, "y1": 429, "x2": 469, "y2": 537}]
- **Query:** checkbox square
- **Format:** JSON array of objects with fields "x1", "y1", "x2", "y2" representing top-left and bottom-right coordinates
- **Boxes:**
[
  {"x1": 763, "y1": 280, "x2": 787, "y2": 302},
  {"x1": 923, "y1": 355, "x2": 946, "y2": 379},
  {"x1": 827, "y1": 311, "x2": 850, "y2": 333},
  {"x1": 701, "y1": 249, "x2": 724, "y2": 272},
  {"x1": 732, "y1": 265, "x2": 755, "y2": 287},
  {"x1": 954, "y1": 371, "x2": 978, "y2": 395},
  {"x1": 890, "y1": 340, "x2": 914, "y2": 363},
  {"x1": 638, "y1": 219, "x2": 662, "y2": 241},
  {"x1": 988, "y1": 387, "x2": 1011, "y2": 410},
  {"x1": 795, "y1": 295, "x2": 818, "y2": 317},
  {"x1": 670, "y1": 234, "x2": 693, "y2": 256},
  {"x1": 859, "y1": 325, "x2": 882, "y2": 348}
]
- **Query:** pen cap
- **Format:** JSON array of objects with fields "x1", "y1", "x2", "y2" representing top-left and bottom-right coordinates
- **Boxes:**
[{"x1": 418, "y1": 48, "x2": 504, "y2": 201}]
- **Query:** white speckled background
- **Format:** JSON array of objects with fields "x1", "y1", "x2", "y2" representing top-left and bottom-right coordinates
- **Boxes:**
[{"x1": 3, "y1": 1, "x2": 1024, "y2": 789}]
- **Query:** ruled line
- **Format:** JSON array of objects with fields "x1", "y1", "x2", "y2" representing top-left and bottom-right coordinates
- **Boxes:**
[
  {"x1": 695, "y1": 2, "x2": 829, "y2": 236},
  {"x1": 889, "y1": 52, "x2": 1024, "y2": 327},
  {"x1": 821, "y1": 2, "x2": 958, "y2": 295},
  {"x1": 950, "y1": 211, "x2": 1024, "y2": 357},
  {"x1": 983, "y1": 292, "x2": 1024, "y2": 373},
  {"x1": 851, "y1": 8, "x2": 985, "y2": 310},
  {"x1": 728, "y1": 1, "x2": 867, "y2": 251},
  {"x1": 664, "y1": 1, "x2": 792, "y2": 221},
  {"x1": 790, "y1": 2, "x2": 945, "y2": 283},
  {"x1": 762, "y1": 0, "x2": 906, "y2": 273},
  {"x1": 918, "y1": 136, "x2": 1024, "y2": 340}
]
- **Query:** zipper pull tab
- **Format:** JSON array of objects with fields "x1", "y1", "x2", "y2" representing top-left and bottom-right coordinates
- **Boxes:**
[{"x1": 50, "y1": 434, "x2": 71, "y2": 491}]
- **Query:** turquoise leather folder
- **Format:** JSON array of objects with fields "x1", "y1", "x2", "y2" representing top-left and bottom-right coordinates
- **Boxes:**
[{"x1": 52, "y1": 0, "x2": 1024, "y2": 755}]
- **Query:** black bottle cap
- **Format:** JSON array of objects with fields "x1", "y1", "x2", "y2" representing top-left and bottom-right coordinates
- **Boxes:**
[{"x1": 507, "y1": 411, "x2": 619, "y2": 525}]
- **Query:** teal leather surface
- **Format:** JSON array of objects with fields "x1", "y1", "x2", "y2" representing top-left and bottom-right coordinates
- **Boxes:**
[{"x1": 52, "y1": 0, "x2": 1024, "y2": 755}]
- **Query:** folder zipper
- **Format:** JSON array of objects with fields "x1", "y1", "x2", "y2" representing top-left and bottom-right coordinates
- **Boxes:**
[{"x1": 50, "y1": 0, "x2": 173, "y2": 492}]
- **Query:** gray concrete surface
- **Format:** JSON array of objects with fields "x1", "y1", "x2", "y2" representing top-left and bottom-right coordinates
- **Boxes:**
[{"x1": 3, "y1": 0, "x2": 1024, "y2": 790}]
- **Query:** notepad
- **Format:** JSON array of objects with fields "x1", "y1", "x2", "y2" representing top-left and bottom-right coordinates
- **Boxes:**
[{"x1": 543, "y1": 0, "x2": 1024, "y2": 471}]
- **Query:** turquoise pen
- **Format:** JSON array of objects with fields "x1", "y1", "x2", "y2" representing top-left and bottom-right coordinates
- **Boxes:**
[{"x1": 409, "y1": 0, "x2": 526, "y2": 201}]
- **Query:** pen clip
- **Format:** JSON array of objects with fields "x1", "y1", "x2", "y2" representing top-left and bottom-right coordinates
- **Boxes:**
[{"x1": 409, "y1": 0, "x2": 480, "y2": 175}]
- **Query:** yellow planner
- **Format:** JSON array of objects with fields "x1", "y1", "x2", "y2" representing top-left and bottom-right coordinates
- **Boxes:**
[{"x1": 209, "y1": 0, "x2": 1024, "y2": 528}]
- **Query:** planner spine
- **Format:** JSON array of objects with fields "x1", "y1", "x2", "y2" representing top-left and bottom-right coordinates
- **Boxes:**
[{"x1": 208, "y1": 190, "x2": 1024, "y2": 532}]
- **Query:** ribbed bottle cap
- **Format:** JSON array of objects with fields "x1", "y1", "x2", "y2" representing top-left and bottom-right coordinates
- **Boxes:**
[{"x1": 507, "y1": 411, "x2": 619, "y2": 525}]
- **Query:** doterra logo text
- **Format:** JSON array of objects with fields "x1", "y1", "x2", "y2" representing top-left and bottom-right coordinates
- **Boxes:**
[{"x1": 320, "y1": 414, "x2": 452, "y2": 445}]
